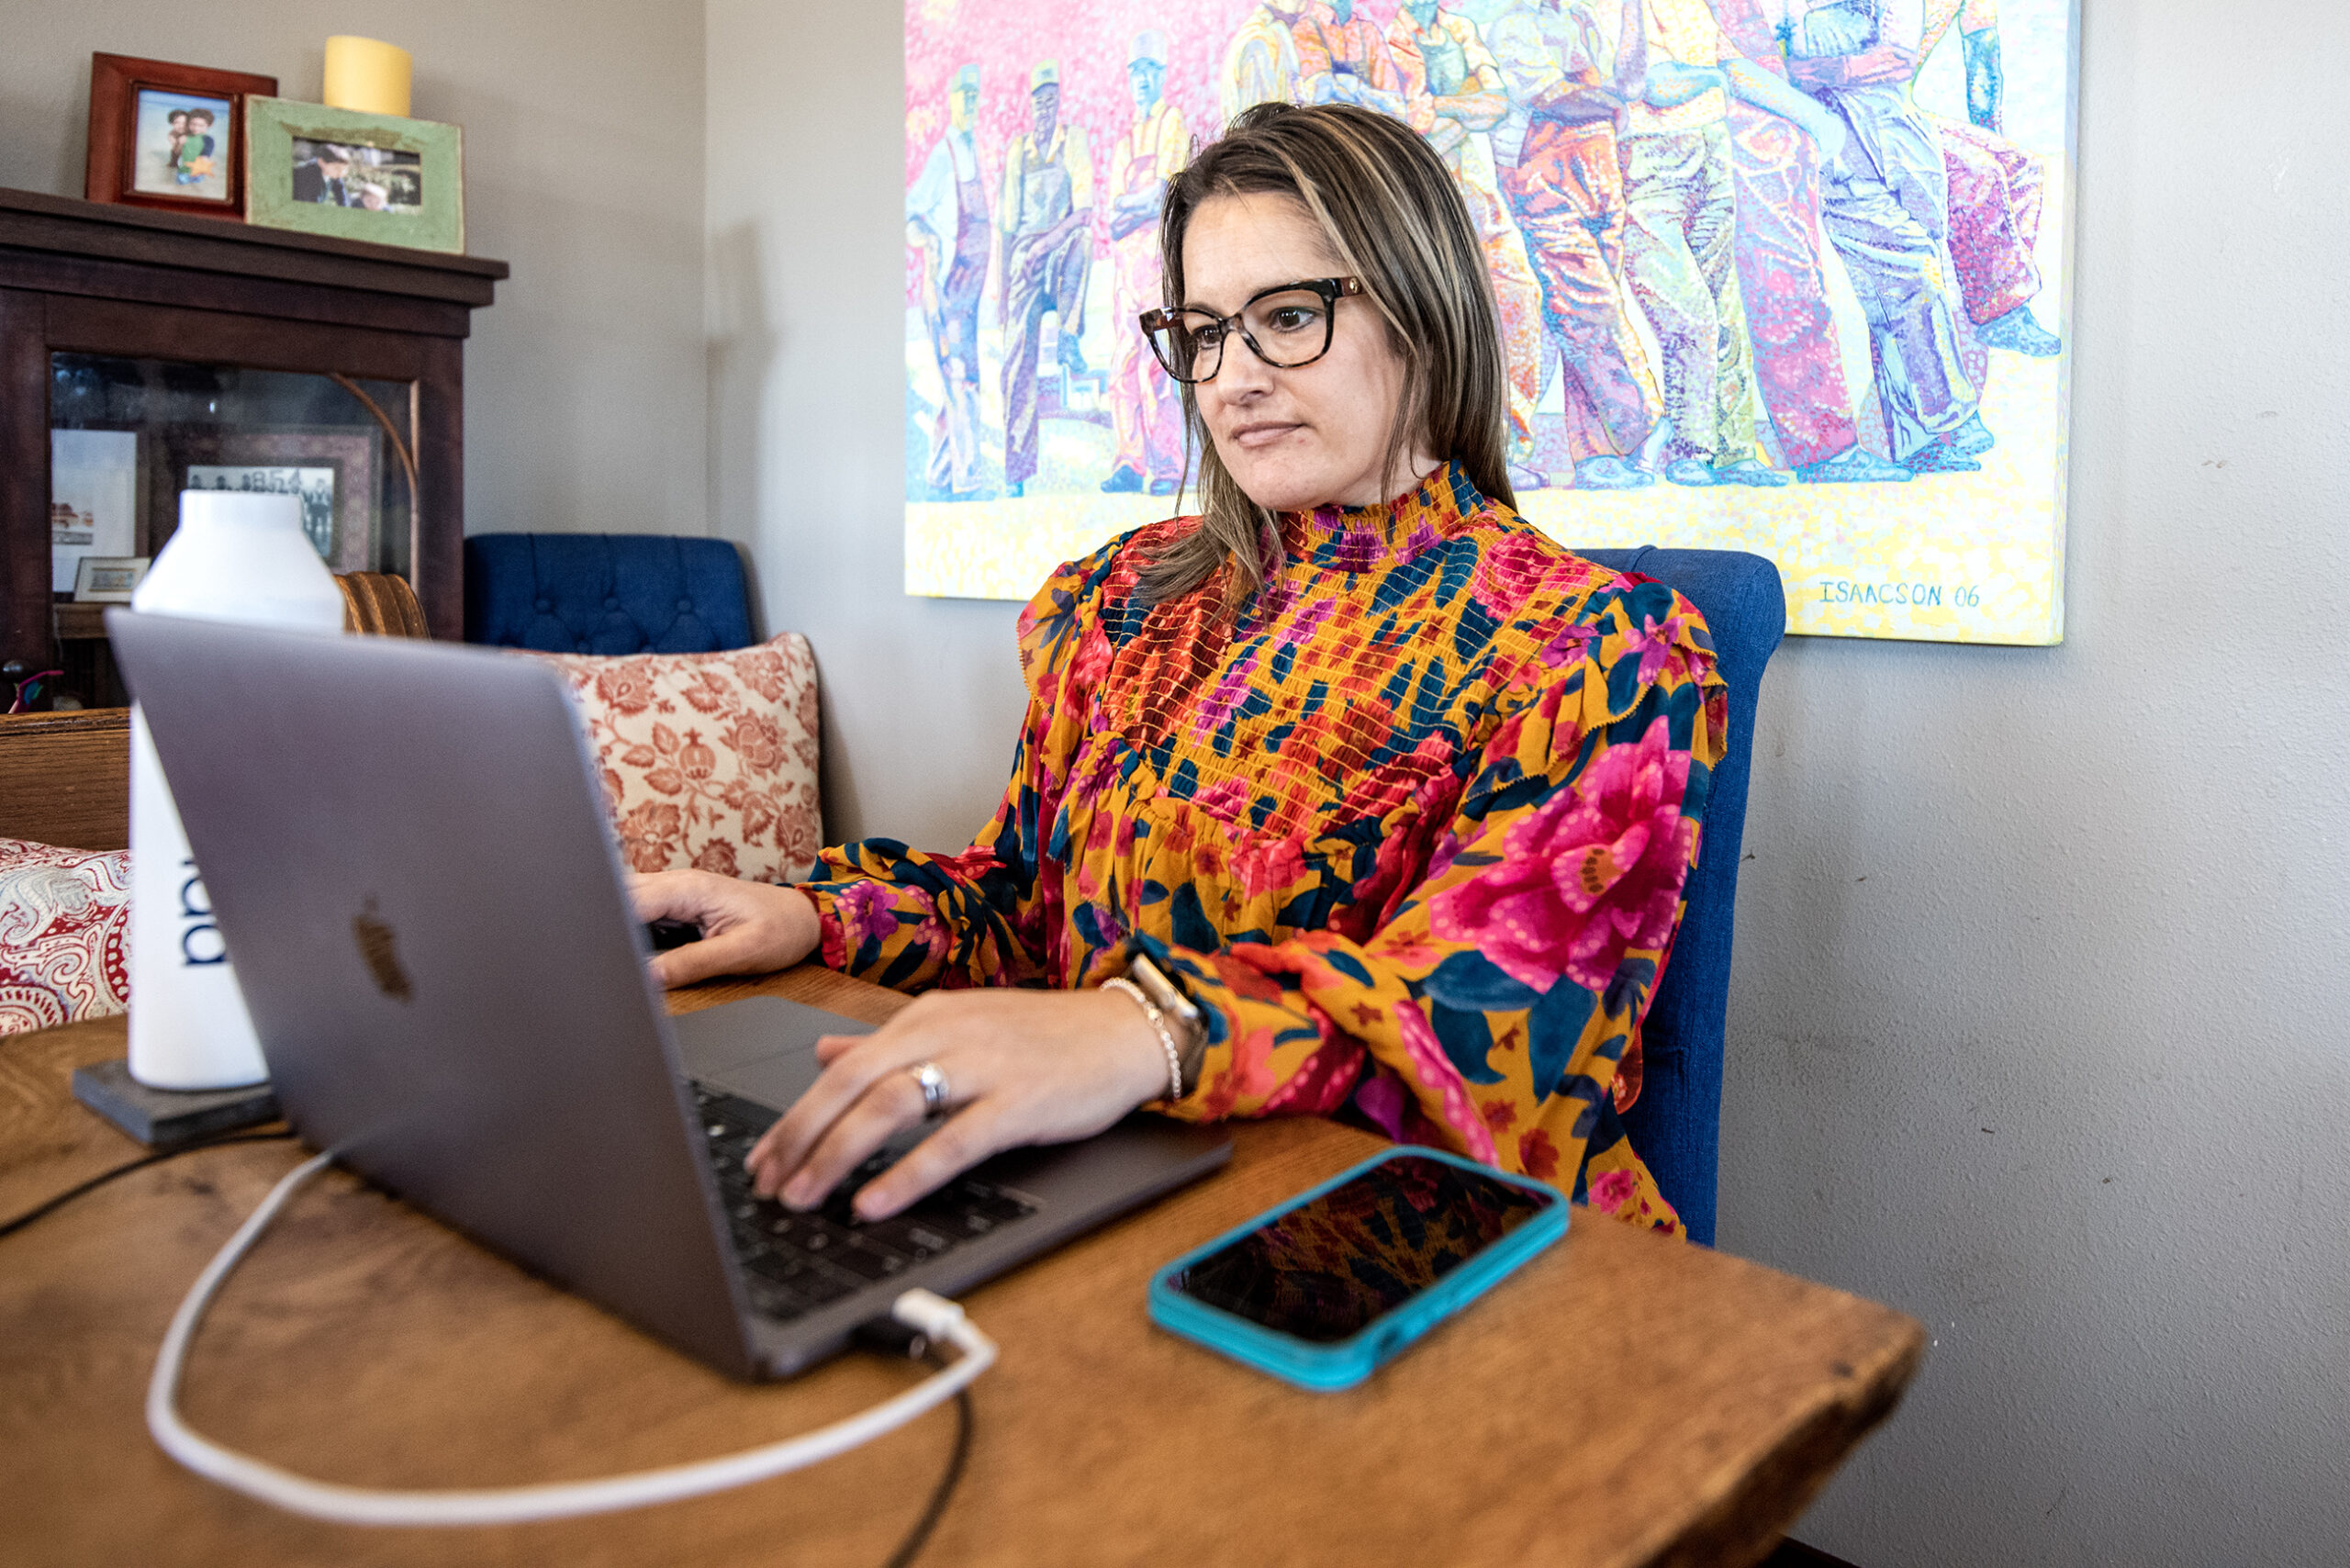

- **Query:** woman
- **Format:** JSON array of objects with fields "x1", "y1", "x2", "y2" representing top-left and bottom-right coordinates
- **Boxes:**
[{"x1": 638, "y1": 103, "x2": 1725, "y2": 1236}]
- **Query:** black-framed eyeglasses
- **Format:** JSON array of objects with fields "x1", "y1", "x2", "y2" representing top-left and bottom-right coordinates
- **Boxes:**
[{"x1": 1139, "y1": 276, "x2": 1365, "y2": 385}]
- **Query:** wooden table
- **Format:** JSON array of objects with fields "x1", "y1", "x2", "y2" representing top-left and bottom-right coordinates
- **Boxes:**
[{"x1": 0, "y1": 969, "x2": 1923, "y2": 1568}]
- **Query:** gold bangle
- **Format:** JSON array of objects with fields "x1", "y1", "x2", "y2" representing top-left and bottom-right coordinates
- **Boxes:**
[{"x1": 1101, "y1": 977, "x2": 1185, "y2": 1103}]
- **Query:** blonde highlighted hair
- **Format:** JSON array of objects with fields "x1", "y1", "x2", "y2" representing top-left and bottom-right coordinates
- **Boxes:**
[{"x1": 1143, "y1": 101, "x2": 1514, "y2": 606}]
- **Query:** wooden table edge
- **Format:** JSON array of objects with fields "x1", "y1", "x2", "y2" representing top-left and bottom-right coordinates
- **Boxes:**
[{"x1": 1642, "y1": 1316, "x2": 1926, "y2": 1568}]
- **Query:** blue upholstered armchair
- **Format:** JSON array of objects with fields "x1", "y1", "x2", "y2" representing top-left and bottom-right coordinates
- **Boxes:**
[
  {"x1": 464, "y1": 534, "x2": 756, "y2": 654},
  {"x1": 1576, "y1": 548, "x2": 1785, "y2": 1246}
]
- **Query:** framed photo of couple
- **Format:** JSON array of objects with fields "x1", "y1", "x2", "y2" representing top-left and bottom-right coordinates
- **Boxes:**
[{"x1": 83, "y1": 52, "x2": 278, "y2": 219}]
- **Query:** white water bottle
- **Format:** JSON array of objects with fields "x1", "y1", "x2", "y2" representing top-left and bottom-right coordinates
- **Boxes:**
[{"x1": 126, "y1": 490, "x2": 346, "y2": 1090}]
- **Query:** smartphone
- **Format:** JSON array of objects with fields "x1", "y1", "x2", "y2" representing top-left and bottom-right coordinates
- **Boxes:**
[{"x1": 1147, "y1": 1146, "x2": 1567, "y2": 1391}]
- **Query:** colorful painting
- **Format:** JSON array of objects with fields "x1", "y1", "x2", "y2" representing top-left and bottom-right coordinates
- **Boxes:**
[{"x1": 905, "y1": 0, "x2": 2076, "y2": 644}]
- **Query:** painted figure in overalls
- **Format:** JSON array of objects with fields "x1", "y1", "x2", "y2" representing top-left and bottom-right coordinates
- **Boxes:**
[
  {"x1": 1489, "y1": 0, "x2": 1666, "y2": 489},
  {"x1": 1389, "y1": 0, "x2": 1550, "y2": 485},
  {"x1": 1710, "y1": 0, "x2": 1913, "y2": 484},
  {"x1": 1102, "y1": 32, "x2": 1190, "y2": 498},
  {"x1": 1610, "y1": 0, "x2": 1805, "y2": 489},
  {"x1": 1762, "y1": 0, "x2": 1988, "y2": 473},
  {"x1": 1918, "y1": 0, "x2": 2062, "y2": 357},
  {"x1": 907, "y1": 63, "x2": 992, "y2": 498},
  {"x1": 1290, "y1": 0, "x2": 1408, "y2": 120},
  {"x1": 998, "y1": 62, "x2": 1095, "y2": 498},
  {"x1": 1221, "y1": 3, "x2": 1306, "y2": 123}
]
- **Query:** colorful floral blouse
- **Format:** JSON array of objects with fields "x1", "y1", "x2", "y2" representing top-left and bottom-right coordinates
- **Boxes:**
[{"x1": 800, "y1": 464, "x2": 1726, "y2": 1234}]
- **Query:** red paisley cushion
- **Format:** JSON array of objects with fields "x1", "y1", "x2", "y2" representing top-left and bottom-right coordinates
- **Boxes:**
[
  {"x1": 0, "y1": 837, "x2": 133, "y2": 1036},
  {"x1": 531, "y1": 633, "x2": 822, "y2": 884}
]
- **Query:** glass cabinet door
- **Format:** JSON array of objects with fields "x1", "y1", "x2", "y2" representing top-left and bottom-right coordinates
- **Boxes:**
[{"x1": 46, "y1": 353, "x2": 417, "y2": 707}]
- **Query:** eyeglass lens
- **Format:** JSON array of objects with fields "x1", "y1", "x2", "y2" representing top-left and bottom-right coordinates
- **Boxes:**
[{"x1": 1148, "y1": 286, "x2": 1336, "y2": 383}]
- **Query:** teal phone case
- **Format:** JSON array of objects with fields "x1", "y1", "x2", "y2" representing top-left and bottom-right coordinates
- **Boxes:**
[{"x1": 1146, "y1": 1146, "x2": 1568, "y2": 1392}]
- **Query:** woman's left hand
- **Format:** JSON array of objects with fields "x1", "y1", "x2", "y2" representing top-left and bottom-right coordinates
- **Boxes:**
[{"x1": 744, "y1": 987, "x2": 1172, "y2": 1221}]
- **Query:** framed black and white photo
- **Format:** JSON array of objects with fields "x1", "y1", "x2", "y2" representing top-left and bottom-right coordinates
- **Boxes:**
[
  {"x1": 162, "y1": 426, "x2": 380, "y2": 571},
  {"x1": 184, "y1": 465, "x2": 341, "y2": 560}
]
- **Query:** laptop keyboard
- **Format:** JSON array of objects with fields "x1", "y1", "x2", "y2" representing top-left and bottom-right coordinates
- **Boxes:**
[{"x1": 691, "y1": 1081, "x2": 1039, "y2": 1323}]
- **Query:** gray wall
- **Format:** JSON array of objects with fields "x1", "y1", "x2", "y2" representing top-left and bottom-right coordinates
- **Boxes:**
[
  {"x1": 1, "y1": 1, "x2": 708, "y2": 540},
  {"x1": 707, "y1": 0, "x2": 1028, "y2": 845},
  {"x1": 1729, "y1": 3, "x2": 2350, "y2": 1560},
  {"x1": 709, "y1": 1, "x2": 2350, "y2": 1562}
]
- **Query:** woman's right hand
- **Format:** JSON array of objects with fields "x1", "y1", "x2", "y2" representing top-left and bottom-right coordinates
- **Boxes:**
[{"x1": 627, "y1": 870, "x2": 821, "y2": 989}]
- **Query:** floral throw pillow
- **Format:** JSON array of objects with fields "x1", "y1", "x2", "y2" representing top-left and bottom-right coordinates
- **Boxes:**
[
  {"x1": 532, "y1": 633, "x2": 822, "y2": 884},
  {"x1": 0, "y1": 837, "x2": 133, "y2": 1036}
]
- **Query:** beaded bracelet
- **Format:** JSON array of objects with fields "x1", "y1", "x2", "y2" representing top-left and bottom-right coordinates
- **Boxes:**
[{"x1": 1101, "y1": 977, "x2": 1185, "y2": 1103}]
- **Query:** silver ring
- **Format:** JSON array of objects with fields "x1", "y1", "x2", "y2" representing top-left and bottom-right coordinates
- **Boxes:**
[{"x1": 907, "y1": 1060, "x2": 951, "y2": 1117}]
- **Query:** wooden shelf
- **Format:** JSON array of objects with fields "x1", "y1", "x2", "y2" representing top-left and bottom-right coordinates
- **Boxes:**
[
  {"x1": 0, "y1": 186, "x2": 507, "y2": 301},
  {"x1": 52, "y1": 600, "x2": 107, "y2": 641}
]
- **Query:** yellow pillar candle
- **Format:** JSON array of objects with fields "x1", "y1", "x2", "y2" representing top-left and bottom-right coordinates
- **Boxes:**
[{"x1": 322, "y1": 36, "x2": 412, "y2": 118}]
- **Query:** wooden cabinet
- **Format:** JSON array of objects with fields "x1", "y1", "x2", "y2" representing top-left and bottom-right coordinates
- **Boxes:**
[{"x1": 0, "y1": 187, "x2": 506, "y2": 686}]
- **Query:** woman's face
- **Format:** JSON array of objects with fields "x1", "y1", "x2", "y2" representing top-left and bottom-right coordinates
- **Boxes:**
[{"x1": 1181, "y1": 191, "x2": 1428, "y2": 512}]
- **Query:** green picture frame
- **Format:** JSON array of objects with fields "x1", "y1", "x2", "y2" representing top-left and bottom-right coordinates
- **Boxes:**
[{"x1": 243, "y1": 96, "x2": 463, "y2": 254}]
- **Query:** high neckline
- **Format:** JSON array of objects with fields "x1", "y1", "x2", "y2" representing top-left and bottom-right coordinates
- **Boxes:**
[{"x1": 1278, "y1": 461, "x2": 1486, "y2": 573}]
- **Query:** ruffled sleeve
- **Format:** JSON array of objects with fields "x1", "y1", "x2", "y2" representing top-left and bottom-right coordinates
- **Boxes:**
[{"x1": 795, "y1": 533, "x2": 1128, "y2": 991}]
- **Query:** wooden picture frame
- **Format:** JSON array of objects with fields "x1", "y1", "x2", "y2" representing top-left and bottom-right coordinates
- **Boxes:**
[
  {"x1": 84, "y1": 53, "x2": 277, "y2": 220},
  {"x1": 152, "y1": 425, "x2": 383, "y2": 573},
  {"x1": 244, "y1": 97, "x2": 464, "y2": 255}
]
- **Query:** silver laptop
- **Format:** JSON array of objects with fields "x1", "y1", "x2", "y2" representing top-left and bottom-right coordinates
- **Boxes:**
[{"x1": 108, "y1": 610, "x2": 1231, "y2": 1379}]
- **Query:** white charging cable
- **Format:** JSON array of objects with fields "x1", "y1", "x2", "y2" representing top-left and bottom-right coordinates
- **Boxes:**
[{"x1": 147, "y1": 1149, "x2": 995, "y2": 1527}]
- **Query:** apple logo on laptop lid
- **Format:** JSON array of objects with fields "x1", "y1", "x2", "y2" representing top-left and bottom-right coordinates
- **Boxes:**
[{"x1": 352, "y1": 897, "x2": 413, "y2": 1002}]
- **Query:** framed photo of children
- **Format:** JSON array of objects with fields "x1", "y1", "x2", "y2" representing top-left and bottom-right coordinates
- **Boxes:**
[
  {"x1": 243, "y1": 97, "x2": 464, "y2": 254},
  {"x1": 84, "y1": 53, "x2": 278, "y2": 218}
]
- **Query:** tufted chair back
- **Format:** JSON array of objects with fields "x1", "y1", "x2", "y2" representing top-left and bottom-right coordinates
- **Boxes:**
[
  {"x1": 1572, "y1": 547, "x2": 1785, "y2": 1246},
  {"x1": 464, "y1": 534, "x2": 755, "y2": 654}
]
